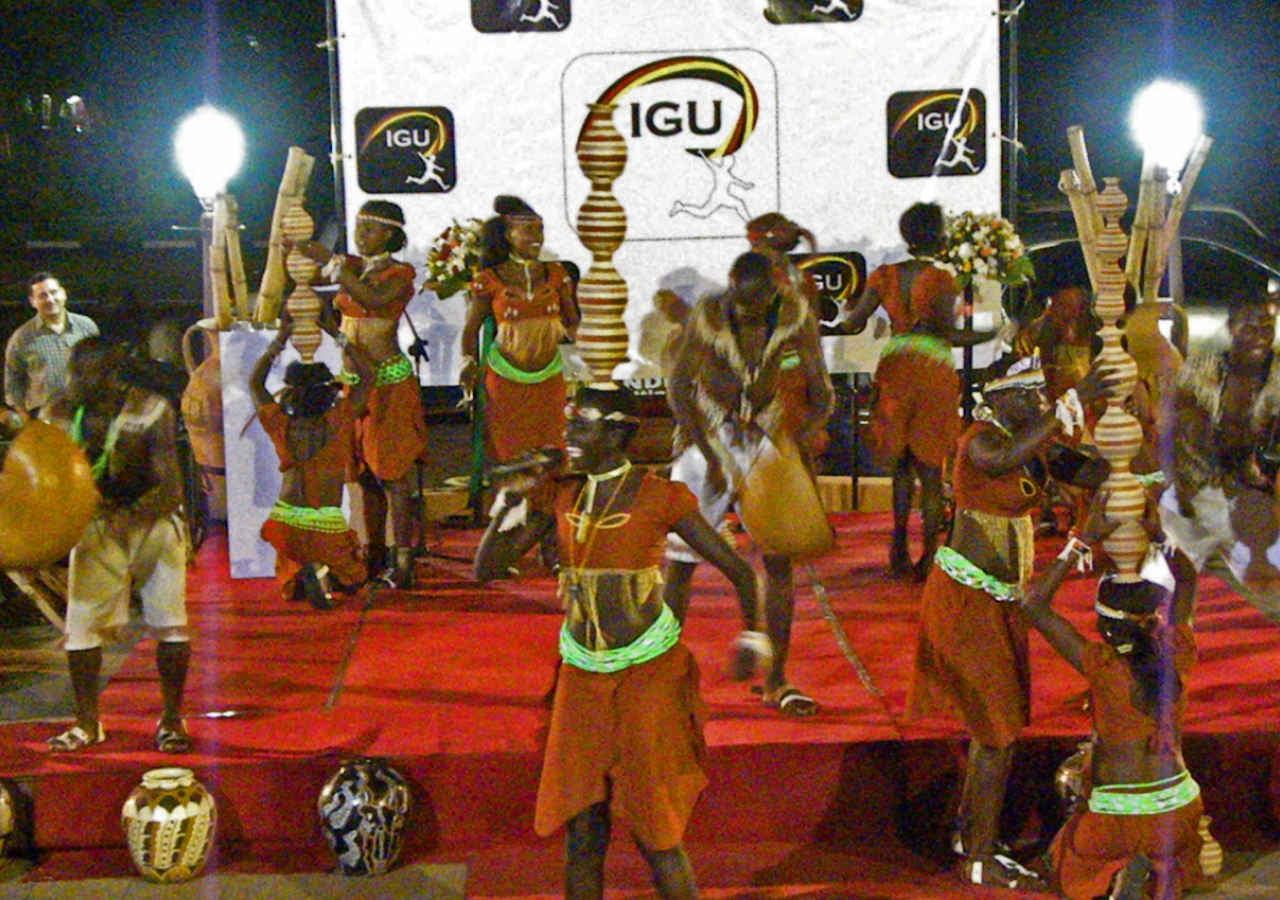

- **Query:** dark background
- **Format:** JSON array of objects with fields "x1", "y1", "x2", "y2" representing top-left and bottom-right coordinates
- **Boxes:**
[{"x1": 2, "y1": 0, "x2": 1277, "y2": 321}]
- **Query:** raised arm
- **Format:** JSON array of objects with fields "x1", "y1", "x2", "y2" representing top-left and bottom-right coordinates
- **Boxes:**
[
  {"x1": 249, "y1": 322, "x2": 291, "y2": 409},
  {"x1": 1020, "y1": 492, "x2": 1119, "y2": 674}
]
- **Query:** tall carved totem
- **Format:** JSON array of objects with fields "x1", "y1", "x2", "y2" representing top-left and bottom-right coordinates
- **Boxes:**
[{"x1": 574, "y1": 102, "x2": 631, "y2": 381}]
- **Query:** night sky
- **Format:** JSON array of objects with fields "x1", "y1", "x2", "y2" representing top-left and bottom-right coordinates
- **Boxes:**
[{"x1": 2, "y1": 1, "x2": 1278, "y2": 249}]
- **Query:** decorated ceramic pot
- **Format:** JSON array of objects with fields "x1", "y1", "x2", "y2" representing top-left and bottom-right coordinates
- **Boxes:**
[
  {"x1": 0, "y1": 780, "x2": 14, "y2": 857},
  {"x1": 120, "y1": 767, "x2": 216, "y2": 883},
  {"x1": 318, "y1": 758, "x2": 411, "y2": 876},
  {"x1": 1054, "y1": 743, "x2": 1089, "y2": 816}
]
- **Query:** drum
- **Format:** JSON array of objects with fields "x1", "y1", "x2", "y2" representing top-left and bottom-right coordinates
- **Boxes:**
[{"x1": 738, "y1": 431, "x2": 833, "y2": 557}]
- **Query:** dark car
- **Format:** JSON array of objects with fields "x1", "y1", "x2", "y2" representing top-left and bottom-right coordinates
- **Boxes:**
[{"x1": 1017, "y1": 202, "x2": 1280, "y2": 344}]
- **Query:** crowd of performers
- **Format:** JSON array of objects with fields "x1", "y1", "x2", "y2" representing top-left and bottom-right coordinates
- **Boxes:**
[{"x1": 4, "y1": 195, "x2": 1278, "y2": 900}]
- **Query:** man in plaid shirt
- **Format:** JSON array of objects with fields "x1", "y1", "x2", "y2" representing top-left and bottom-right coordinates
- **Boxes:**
[{"x1": 5, "y1": 272, "x2": 99, "y2": 415}]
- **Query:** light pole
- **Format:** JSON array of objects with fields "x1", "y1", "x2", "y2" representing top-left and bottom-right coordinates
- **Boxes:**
[
  {"x1": 1128, "y1": 79, "x2": 1205, "y2": 307},
  {"x1": 174, "y1": 105, "x2": 245, "y2": 319}
]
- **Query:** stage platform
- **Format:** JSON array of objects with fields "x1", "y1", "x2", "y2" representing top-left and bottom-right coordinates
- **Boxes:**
[{"x1": 1, "y1": 512, "x2": 1278, "y2": 898}]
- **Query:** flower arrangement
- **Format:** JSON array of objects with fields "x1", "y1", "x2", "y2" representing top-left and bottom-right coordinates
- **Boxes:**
[
  {"x1": 940, "y1": 210, "x2": 1034, "y2": 289},
  {"x1": 424, "y1": 218, "x2": 484, "y2": 299}
]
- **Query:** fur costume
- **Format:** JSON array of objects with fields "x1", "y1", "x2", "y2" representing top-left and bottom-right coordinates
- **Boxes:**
[
  {"x1": 667, "y1": 287, "x2": 831, "y2": 461},
  {"x1": 1171, "y1": 348, "x2": 1280, "y2": 500}
]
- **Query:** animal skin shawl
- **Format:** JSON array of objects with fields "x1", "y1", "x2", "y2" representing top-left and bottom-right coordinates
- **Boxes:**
[
  {"x1": 1174, "y1": 348, "x2": 1280, "y2": 497},
  {"x1": 668, "y1": 288, "x2": 818, "y2": 456}
]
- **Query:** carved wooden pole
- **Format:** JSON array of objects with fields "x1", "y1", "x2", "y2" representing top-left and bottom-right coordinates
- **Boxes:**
[{"x1": 1060, "y1": 127, "x2": 1210, "y2": 579}]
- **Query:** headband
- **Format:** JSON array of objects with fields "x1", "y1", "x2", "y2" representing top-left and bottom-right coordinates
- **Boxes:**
[
  {"x1": 983, "y1": 351, "x2": 1046, "y2": 395},
  {"x1": 565, "y1": 403, "x2": 640, "y2": 424},
  {"x1": 357, "y1": 212, "x2": 404, "y2": 229}
]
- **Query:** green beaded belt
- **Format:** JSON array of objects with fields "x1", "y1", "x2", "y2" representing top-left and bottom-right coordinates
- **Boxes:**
[
  {"x1": 374, "y1": 355, "x2": 415, "y2": 387},
  {"x1": 1088, "y1": 770, "x2": 1200, "y2": 816},
  {"x1": 780, "y1": 350, "x2": 801, "y2": 371},
  {"x1": 880, "y1": 333, "x2": 954, "y2": 366},
  {"x1": 1134, "y1": 471, "x2": 1166, "y2": 487},
  {"x1": 936, "y1": 545, "x2": 1023, "y2": 603},
  {"x1": 559, "y1": 603, "x2": 681, "y2": 674},
  {"x1": 485, "y1": 343, "x2": 564, "y2": 385},
  {"x1": 268, "y1": 500, "x2": 350, "y2": 534}
]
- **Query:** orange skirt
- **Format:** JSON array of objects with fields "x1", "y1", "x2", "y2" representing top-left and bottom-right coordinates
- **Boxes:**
[
  {"x1": 535, "y1": 643, "x2": 707, "y2": 851},
  {"x1": 1050, "y1": 793, "x2": 1204, "y2": 900},
  {"x1": 260, "y1": 518, "x2": 366, "y2": 599},
  {"x1": 869, "y1": 349, "x2": 960, "y2": 468},
  {"x1": 355, "y1": 377, "x2": 428, "y2": 481},
  {"x1": 907, "y1": 566, "x2": 1030, "y2": 749},
  {"x1": 483, "y1": 368, "x2": 566, "y2": 463}
]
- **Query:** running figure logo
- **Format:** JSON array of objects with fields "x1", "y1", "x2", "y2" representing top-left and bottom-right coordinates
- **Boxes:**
[
  {"x1": 520, "y1": 0, "x2": 566, "y2": 29},
  {"x1": 472, "y1": 0, "x2": 571, "y2": 32},
  {"x1": 405, "y1": 151, "x2": 452, "y2": 189},
  {"x1": 936, "y1": 134, "x2": 979, "y2": 173},
  {"x1": 810, "y1": 0, "x2": 856, "y2": 19},
  {"x1": 886, "y1": 89, "x2": 986, "y2": 179},
  {"x1": 670, "y1": 152, "x2": 754, "y2": 223}
]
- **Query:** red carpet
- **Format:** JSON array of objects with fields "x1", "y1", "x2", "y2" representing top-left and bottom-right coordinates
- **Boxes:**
[{"x1": 2, "y1": 512, "x2": 1278, "y2": 897}]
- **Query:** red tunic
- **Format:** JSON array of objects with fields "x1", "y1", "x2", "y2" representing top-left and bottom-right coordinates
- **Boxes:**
[
  {"x1": 334, "y1": 257, "x2": 429, "y2": 480},
  {"x1": 865, "y1": 262, "x2": 962, "y2": 467},
  {"x1": 1049, "y1": 626, "x2": 1204, "y2": 900},
  {"x1": 908, "y1": 423, "x2": 1042, "y2": 749},
  {"x1": 536, "y1": 472, "x2": 707, "y2": 850},
  {"x1": 470, "y1": 262, "x2": 576, "y2": 462}
]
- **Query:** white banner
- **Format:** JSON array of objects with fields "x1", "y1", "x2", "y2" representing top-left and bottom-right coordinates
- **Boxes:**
[{"x1": 333, "y1": 0, "x2": 1003, "y2": 383}]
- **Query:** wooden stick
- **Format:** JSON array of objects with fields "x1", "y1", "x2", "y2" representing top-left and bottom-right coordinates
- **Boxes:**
[
  {"x1": 1060, "y1": 167, "x2": 1101, "y2": 293},
  {"x1": 254, "y1": 147, "x2": 316, "y2": 325},
  {"x1": 1152, "y1": 134, "x2": 1214, "y2": 287},
  {"x1": 223, "y1": 194, "x2": 251, "y2": 322},
  {"x1": 1064, "y1": 127, "x2": 1104, "y2": 290},
  {"x1": 210, "y1": 194, "x2": 234, "y2": 330},
  {"x1": 1126, "y1": 153, "x2": 1160, "y2": 301}
]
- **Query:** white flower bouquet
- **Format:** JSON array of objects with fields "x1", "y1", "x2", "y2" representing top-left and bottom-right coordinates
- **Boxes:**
[
  {"x1": 424, "y1": 218, "x2": 484, "y2": 299},
  {"x1": 940, "y1": 210, "x2": 1034, "y2": 289}
]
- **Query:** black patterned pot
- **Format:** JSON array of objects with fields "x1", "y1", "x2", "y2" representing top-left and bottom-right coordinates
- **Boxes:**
[{"x1": 318, "y1": 757, "x2": 411, "y2": 876}]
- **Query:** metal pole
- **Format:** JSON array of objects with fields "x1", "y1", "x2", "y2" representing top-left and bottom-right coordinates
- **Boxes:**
[
  {"x1": 323, "y1": 0, "x2": 347, "y2": 249},
  {"x1": 1002, "y1": 0, "x2": 1020, "y2": 227},
  {"x1": 199, "y1": 209, "x2": 215, "y2": 320}
]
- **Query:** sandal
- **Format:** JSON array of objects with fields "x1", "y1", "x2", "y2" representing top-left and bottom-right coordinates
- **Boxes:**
[
  {"x1": 299, "y1": 564, "x2": 337, "y2": 610},
  {"x1": 960, "y1": 854, "x2": 1049, "y2": 892},
  {"x1": 755, "y1": 683, "x2": 818, "y2": 717},
  {"x1": 156, "y1": 720, "x2": 191, "y2": 754},
  {"x1": 47, "y1": 722, "x2": 106, "y2": 752},
  {"x1": 728, "y1": 631, "x2": 774, "y2": 682}
]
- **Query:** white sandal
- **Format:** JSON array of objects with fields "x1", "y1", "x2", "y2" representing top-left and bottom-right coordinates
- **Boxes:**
[{"x1": 47, "y1": 722, "x2": 106, "y2": 753}]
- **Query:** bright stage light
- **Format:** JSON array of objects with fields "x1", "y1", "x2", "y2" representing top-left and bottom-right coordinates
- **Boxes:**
[
  {"x1": 174, "y1": 105, "x2": 245, "y2": 208},
  {"x1": 1129, "y1": 80, "x2": 1204, "y2": 178}
]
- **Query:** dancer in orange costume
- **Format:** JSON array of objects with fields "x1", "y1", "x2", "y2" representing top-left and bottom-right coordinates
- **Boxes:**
[
  {"x1": 1022, "y1": 506, "x2": 1206, "y2": 900},
  {"x1": 908, "y1": 353, "x2": 1115, "y2": 889},
  {"x1": 842, "y1": 202, "x2": 993, "y2": 580},
  {"x1": 290, "y1": 200, "x2": 428, "y2": 589},
  {"x1": 250, "y1": 315, "x2": 375, "y2": 608},
  {"x1": 475, "y1": 384, "x2": 757, "y2": 900}
]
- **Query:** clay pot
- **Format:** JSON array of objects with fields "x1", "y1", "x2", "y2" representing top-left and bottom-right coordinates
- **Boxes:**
[
  {"x1": 181, "y1": 318, "x2": 224, "y2": 470},
  {"x1": 0, "y1": 781, "x2": 13, "y2": 857},
  {"x1": 318, "y1": 758, "x2": 411, "y2": 876},
  {"x1": 120, "y1": 767, "x2": 216, "y2": 883}
]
